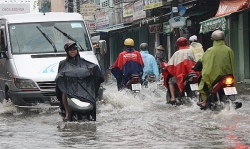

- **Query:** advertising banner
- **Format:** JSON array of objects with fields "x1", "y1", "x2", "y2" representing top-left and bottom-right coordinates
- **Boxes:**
[
  {"x1": 95, "y1": 11, "x2": 109, "y2": 29},
  {"x1": 143, "y1": 0, "x2": 163, "y2": 10},
  {"x1": 215, "y1": 0, "x2": 250, "y2": 17},
  {"x1": 0, "y1": 4, "x2": 30, "y2": 16},
  {"x1": 133, "y1": 0, "x2": 146, "y2": 21}
]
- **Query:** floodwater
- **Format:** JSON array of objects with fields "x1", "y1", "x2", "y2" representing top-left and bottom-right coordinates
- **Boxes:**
[{"x1": 0, "y1": 80, "x2": 250, "y2": 149}]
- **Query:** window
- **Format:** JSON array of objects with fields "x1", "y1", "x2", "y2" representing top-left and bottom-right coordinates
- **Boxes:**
[{"x1": 8, "y1": 21, "x2": 91, "y2": 54}]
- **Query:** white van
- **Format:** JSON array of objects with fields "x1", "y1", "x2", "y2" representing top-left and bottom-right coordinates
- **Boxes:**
[{"x1": 0, "y1": 12, "x2": 106, "y2": 107}]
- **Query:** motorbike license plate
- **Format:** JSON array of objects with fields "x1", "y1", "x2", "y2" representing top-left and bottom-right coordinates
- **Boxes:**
[
  {"x1": 223, "y1": 87, "x2": 237, "y2": 95},
  {"x1": 190, "y1": 83, "x2": 198, "y2": 91},
  {"x1": 132, "y1": 84, "x2": 141, "y2": 91}
]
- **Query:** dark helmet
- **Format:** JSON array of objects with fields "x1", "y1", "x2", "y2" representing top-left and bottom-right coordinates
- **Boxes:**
[
  {"x1": 64, "y1": 40, "x2": 77, "y2": 52},
  {"x1": 140, "y1": 43, "x2": 148, "y2": 50},
  {"x1": 124, "y1": 38, "x2": 134, "y2": 47},
  {"x1": 176, "y1": 37, "x2": 188, "y2": 47},
  {"x1": 211, "y1": 30, "x2": 225, "y2": 40}
]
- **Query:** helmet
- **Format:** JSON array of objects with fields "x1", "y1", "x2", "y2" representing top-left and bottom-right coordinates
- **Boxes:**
[
  {"x1": 124, "y1": 38, "x2": 134, "y2": 47},
  {"x1": 176, "y1": 37, "x2": 188, "y2": 47},
  {"x1": 140, "y1": 43, "x2": 148, "y2": 50},
  {"x1": 64, "y1": 40, "x2": 77, "y2": 52},
  {"x1": 211, "y1": 30, "x2": 225, "y2": 40}
]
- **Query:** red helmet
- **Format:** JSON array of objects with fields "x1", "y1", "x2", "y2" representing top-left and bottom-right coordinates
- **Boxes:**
[
  {"x1": 64, "y1": 40, "x2": 77, "y2": 52},
  {"x1": 176, "y1": 37, "x2": 188, "y2": 48}
]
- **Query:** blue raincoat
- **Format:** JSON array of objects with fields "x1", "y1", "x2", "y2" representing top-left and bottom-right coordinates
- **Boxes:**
[{"x1": 140, "y1": 50, "x2": 159, "y2": 80}]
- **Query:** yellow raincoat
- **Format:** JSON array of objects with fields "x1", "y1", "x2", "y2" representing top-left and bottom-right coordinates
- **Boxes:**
[{"x1": 198, "y1": 40, "x2": 235, "y2": 100}]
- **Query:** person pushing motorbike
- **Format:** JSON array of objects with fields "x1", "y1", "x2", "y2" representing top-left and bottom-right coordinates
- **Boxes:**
[
  {"x1": 196, "y1": 30, "x2": 235, "y2": 109},
  {"x1": 110, "y1": 38, "x2": 144, "y2": 91}
]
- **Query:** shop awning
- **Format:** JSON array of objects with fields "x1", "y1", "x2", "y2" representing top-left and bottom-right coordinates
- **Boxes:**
[
  {"x1": 199, "y1": 14, "x2": 230, "y2": 34},
  {"x1": 96, "y1": 24, "x2": 132, "y2": 33}
]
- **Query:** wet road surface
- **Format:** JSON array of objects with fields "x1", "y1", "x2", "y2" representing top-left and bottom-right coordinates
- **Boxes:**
[{"x1": 0, "y1": 81, "x2": 250, "y2": 149}]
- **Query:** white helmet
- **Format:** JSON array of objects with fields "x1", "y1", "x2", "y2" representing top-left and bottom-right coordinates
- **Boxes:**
[{"x1": 211, "y1": 30, "x2": 225, "y2": 40}]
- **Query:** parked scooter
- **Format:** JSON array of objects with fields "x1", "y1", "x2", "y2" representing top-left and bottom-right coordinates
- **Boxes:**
[
  {"x1": 198, "y1": 74, "x2": 242, "y2": 111},
  {"x1": 161, "y1": 61, "x2": 200, "y2": 105},
  {"x1": 59, "y1": 97, "x2": 96, "y2": 121}
]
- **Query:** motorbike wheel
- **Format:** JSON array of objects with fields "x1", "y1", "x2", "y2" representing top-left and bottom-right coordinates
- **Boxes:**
[
  {"x1": 71, "y1": 112, "x2": 79, "y2": 121},
  {"x1": 166, "y1": 91, "x2": 171, "y2": 104}
]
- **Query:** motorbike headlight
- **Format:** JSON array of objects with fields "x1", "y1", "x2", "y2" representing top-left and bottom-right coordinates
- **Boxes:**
[{"x1": 14, "y1": 78, "x2": 38, "y2": 89}]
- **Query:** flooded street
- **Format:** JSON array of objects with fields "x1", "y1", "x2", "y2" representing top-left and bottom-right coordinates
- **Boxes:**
[{"x1": 0, "y1": 81, "x2": 250, "y2": 149}]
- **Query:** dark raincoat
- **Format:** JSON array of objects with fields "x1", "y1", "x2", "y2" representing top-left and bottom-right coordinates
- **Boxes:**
[{"x1": 55, "y1": 52, "x2": 104, "y2": 106}]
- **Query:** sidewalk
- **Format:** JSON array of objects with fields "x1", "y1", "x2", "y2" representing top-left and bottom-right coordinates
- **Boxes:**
[{"x1": 236, "y1": 82, "x2": 250, "y2": 95}]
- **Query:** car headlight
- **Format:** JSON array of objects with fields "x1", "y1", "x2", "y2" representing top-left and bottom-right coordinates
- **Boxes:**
[{"x1": 14, "y1": 78, "x2": 38, "y2": 89}]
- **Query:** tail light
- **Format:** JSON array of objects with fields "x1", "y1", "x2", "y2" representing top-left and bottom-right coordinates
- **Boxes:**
[
  {"x1": 188, "y1": 76, "x2": 198, "y2": 82},
  {"x1": 132, "y1": 77, "x2": 140, "y2": 83},
  {"x1": 191, "y1": 76, "x2": 198, "y2": 82},
  {"x1": 223, "y1": 77, "x2": 234, "y2": 85}
]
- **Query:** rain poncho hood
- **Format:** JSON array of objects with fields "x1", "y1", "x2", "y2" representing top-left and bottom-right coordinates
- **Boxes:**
[
  {"x1": 55, "y1": 54, "x2": 104, "y2": 105},
  {"x1": 140, "y1": 50, "x2": 159, "y2": 80},
  {"x1": 198, "y1": 40, "x2": 235, "y2": 90}
]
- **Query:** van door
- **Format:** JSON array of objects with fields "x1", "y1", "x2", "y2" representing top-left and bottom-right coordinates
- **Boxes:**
[{"x1": 0, "y1": 28, "x2": 8, "y2": 100}]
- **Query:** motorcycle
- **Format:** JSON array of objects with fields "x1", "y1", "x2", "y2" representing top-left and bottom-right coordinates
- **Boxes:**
[
  {"x1": 162, "y1": 61, "x2": 200, "y2": 105},
  {"x1": 143, "y1": 73, "x2": 156, "y2": 88},
  {"x1": 59, "y1": 97, "x2": 96, "y2": 122},
  {"x1": 125, "y1": 74, "x2": 142, "y2": 92},
  {"x1": 199, "y1": 74, "x2": 242, "y2": 111}
]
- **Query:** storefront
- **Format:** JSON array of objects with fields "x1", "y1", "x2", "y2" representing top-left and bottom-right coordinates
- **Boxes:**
[{"x1": 199, "y1": 0, "x2": 250, "y2": 83}]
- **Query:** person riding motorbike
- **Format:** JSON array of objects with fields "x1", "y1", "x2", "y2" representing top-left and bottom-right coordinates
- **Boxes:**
[
  {"x1": 139, "y1": 43, "x2": 159, "y2": 82},
  {"x1": 197, "y1": 30, "x2": 235, "y2": 109},
  {"x1": 166, "y1": 37, "x2": 196, "y2": 104},
  {"x1": 110, "y1": 38, "x2": 144, "y2": 91},
  {"x1": 155, "y1": 45, "x2": 167, "y2": 72},
  {"x1": 56, "y1": 40, "x2": 104, "y2": 121}
]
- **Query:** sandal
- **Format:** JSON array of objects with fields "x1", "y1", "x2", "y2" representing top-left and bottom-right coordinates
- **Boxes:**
[
  {"x1": 197, "y1": 102, "x2": 207, "y2": 110},
  {"x1": 63, "y1": 117, "x2": 68, "y2": 122},
  {"x1": 168, "y1": 100, "x2": 176, "y2": 105}
]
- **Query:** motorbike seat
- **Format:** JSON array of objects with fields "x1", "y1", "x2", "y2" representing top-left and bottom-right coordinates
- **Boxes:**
[{"x1": 184, "y1": 72, "x2": 198, "y2": 81}]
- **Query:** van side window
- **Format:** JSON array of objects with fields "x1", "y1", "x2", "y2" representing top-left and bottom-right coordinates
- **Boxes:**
[{"x1": 0, "y1": 30, "x2": 6, "y2": 51}]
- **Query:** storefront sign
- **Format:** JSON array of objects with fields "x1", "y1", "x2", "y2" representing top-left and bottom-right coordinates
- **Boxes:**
[
  {"x1": 123, "y1": 3, "x2": 133, "y2": 18},
  {"x1": 143, "y1": 0, "x2": 163, "y2": 10},
  {"x1": 80, "y1": 3, "x2": 96, "y2": 16},
  {"x1": 168, "y1": 16, "x2": 186, "y2": 28},
  {"x1": 149, "y1": 23, "x2": 162, "y2": 33},
  {"x1": 163, "y1": 22, "x2": 172, "y2": 34},
  {"x1": 95, "y1": 11, "x2": 109, "y2": 29},
  {"x1": 0, "y1": 3, "x2": 30, "y2": 15},
  {"x1": 123, "y1": 16, "x2": 133, "y2": 24},
  {"x1": 85, "y1": 20, "x2": 96, "y2": 30},
  {"x1": 133, "y1": 0, "x2": 146, "y2": 21},
  {"x1": 215, "y1": 0, "x2": 250, "y2": 17},
  {"x1": 199, "y1": 15, "x2": 227, "y2": 34}
]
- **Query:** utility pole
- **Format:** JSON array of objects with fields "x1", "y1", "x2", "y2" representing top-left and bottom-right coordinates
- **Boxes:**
[
  {"x1": 68, "y1": 0, "x2": 73, "y2": 12},
  {"x1": 172, "y1": 0, "x2": 180, "y2": 51}
]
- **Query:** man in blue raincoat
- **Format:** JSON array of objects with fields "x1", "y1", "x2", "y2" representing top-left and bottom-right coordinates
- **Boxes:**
[{"x1": 139, "y1": 43, "x2": 159, "y2": 81}]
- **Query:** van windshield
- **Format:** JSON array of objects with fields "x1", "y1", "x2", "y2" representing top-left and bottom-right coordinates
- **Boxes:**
[{"x1": 8, "y1": 21, "x2": 92, "y2": 54}]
